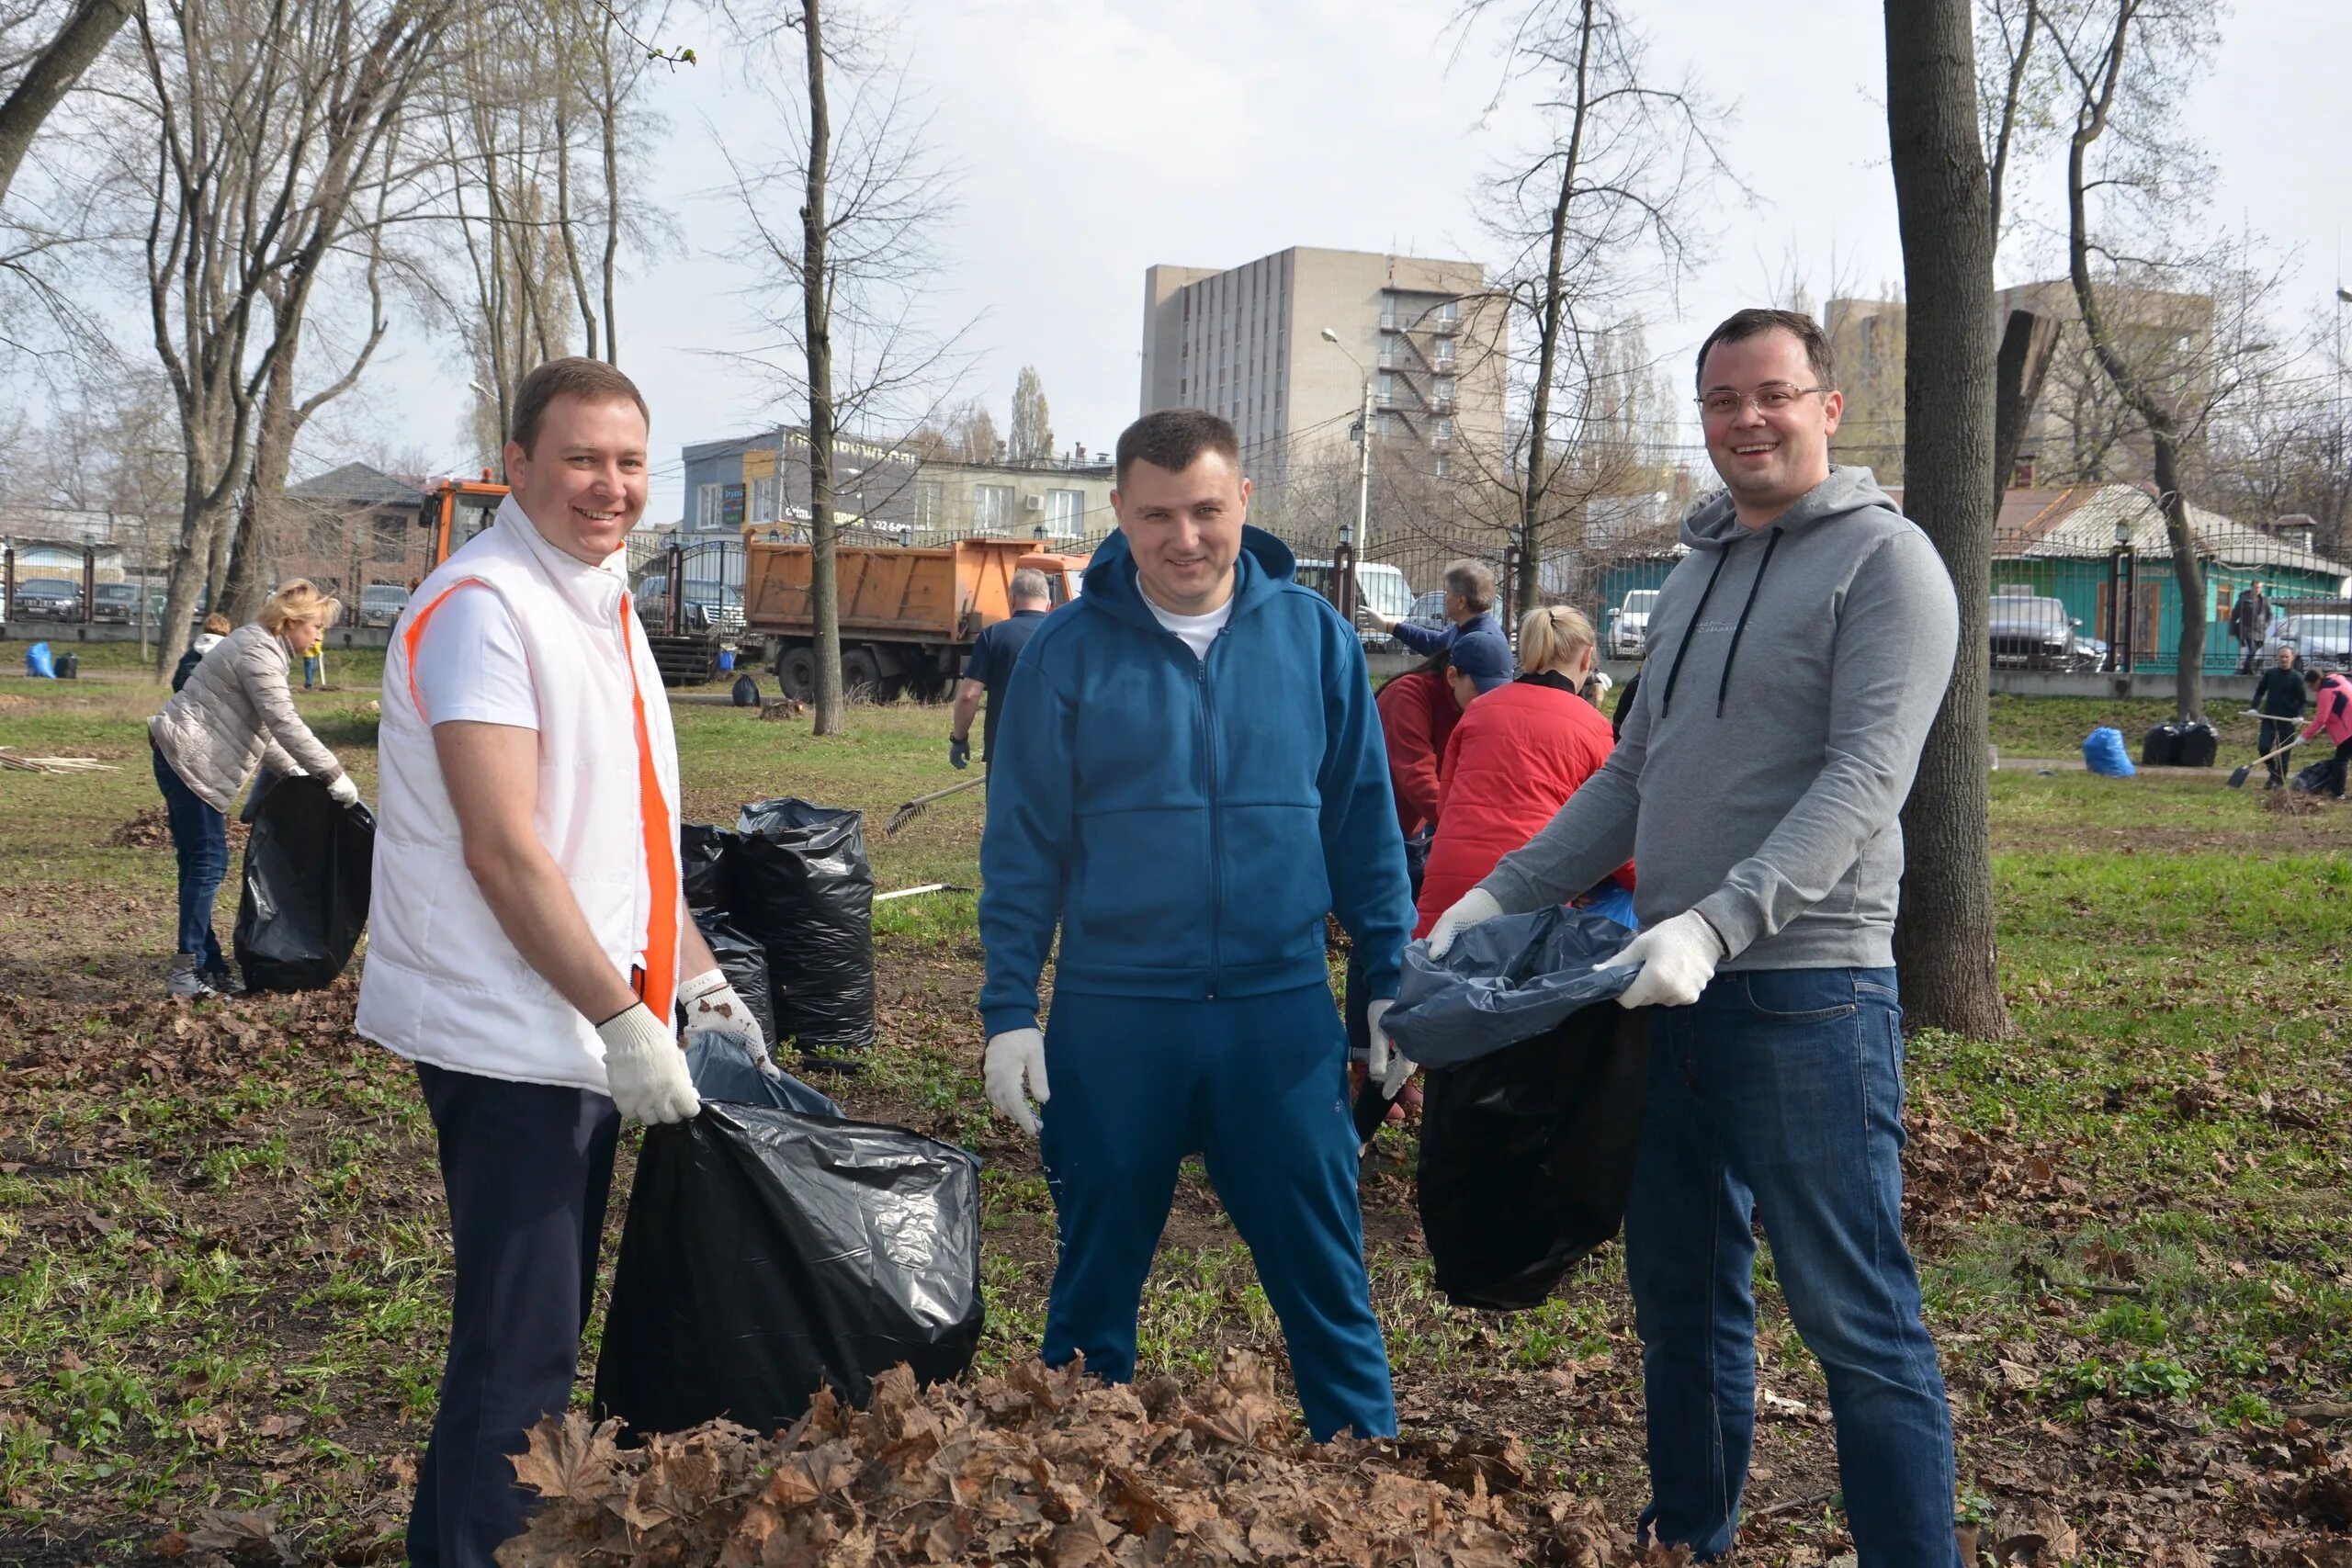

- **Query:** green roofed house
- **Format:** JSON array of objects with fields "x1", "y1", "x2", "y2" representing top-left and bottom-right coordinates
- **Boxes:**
[{"x1": 1967, "y1": 484, "x2": 2351, "y2": 676}]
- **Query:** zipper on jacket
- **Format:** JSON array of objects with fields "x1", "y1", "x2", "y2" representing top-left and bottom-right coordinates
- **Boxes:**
[{"x1": 1195, "y1": 637, "x2": 1225, "y2": 1000}]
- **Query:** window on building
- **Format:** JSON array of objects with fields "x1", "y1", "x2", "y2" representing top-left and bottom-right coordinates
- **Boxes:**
[
  {"x1": 749, "y1": 475, "x2": 779, "y2": 523},
  {"x1": 1377, "y1": 370, "x2": 1396, "y2": 400},
  {"x1": 1434, "y1": 376, "x2": 1457, "y2": 404},
  {"x1": 974, "y1": 484, "x2": 1014, "y2": 531},
  {"x1": 1435, "y1": 456, "x2": 1452, "y2": 479},
  {"x1": 1045, "y1": 489, "x2": 1084, "y2": 539},
  {"x1": 1437, "y1": 298, "x2": 1459, "y2": 323},
  {"x1": 1436, "y1": 416, "x2": 1454, "y2": 439},
  {"x1": 1376, "y1": 412, "x2": 1398, "y2": 436},
  {"x1": 916, "y1": 480, "x2": 944, "y2": 530},
  {"x1": 1435, "y1": 336, "x2": 1456, "y2": 363},
  {"x1": 696, "y1": 483, "x2": 722, "y2": 528}
]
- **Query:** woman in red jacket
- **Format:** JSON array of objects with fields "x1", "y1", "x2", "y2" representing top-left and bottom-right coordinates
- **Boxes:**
[
  {"x1": 1375, "y1": 649, "x2": 1458, "y2": 838},
  {"x1": 1415, "y1": 605, "x2": 1632, "y2": 937}
]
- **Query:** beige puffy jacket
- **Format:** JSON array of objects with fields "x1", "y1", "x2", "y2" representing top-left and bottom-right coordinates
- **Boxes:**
[{"x1": 149, "y1": 623, "x2": 345, "y2": 813}]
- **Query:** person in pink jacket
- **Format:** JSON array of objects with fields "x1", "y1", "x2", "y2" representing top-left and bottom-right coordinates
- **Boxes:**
[{"x1": 2302, "y1": 668, "x2": 2352, "y2": 797}]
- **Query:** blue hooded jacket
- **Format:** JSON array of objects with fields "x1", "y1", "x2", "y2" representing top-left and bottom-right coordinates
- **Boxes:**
[{"x1": 978, "y1": 525, "x2": 1414, "y2": 1038}]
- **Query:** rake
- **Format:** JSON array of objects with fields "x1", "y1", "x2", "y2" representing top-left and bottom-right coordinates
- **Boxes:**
[{"x1": 884, "y1": 774, "x2": 985, "y2": 836}]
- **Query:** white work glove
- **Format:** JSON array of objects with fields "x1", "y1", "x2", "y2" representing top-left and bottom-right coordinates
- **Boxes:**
[
  {"x1": 1364, "y1": 998, "x2": 1412, "y2": 1099},
  {"x1": 1424, "y1": 887, "x2": 1505, "y2": 960},
  {"x1": 678, "y1": 967, "x2": 768, "y2": 1058},
  {"x1": 326, "y1": 774, "x2": 361, "y2": 807},
  {"x1": 595, "y1": 1003, "x2": 702, "y2": 1124},
  {"x1": 984, "y1": 1028, "x2": 1050, "y2": 1137},
  {"x1": 1600, "y1": 909, "x2": 1726, "y2": 1010}
]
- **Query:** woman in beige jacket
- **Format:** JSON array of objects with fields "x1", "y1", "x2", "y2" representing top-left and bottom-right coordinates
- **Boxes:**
[{"x1": 148, "y1": 581, "x2": 358, "y2": 998}]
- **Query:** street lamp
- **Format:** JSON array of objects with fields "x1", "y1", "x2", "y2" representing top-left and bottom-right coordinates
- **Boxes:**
[{"x1": 1318, "y1": 327, "x2": 1374, "y2": 612}]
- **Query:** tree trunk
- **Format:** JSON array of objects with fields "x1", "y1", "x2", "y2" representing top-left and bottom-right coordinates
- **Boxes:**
[
  {"x1": 802, "y1": 0, "x2": 842, "y2": 736},
  {"x1": 2151, "y1": 429, "x2": 2204, "y2": 718},
  {"x1": 1516, "y1": 0, "x2": 1595, "y2": 625},
  {"x1": 0, "y1": 0, "x2": 134, "y2": 208},
  {"x1": 1991, "y1": 307, "x2": 2059, "y2": 502},
  {"x1": 1883, "y1": 0, "x2": 2015, "y2": 1040}
]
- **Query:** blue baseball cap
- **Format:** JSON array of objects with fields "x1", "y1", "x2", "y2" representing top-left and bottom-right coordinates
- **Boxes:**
[{"x1": 1450, "y1": 630, "x2": 1514, "y2": 694}]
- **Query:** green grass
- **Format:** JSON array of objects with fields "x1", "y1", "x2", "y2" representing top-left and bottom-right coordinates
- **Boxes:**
[
  {"x1": 1986, "y1": 693, "x2": 2266, "y2": 760},
  {"x1": 2, "y1": 678, "x2": 2347, "y2": 1563}
]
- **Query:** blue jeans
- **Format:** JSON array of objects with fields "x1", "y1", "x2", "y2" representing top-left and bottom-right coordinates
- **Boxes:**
[
  {"x1": 1038, "y1": 986, "x2": 1396, "y2": 1442},
  {"x1": 1627, "y1": 967, "x2": 1958, "y2": 1566},
  {"x1": 152, "y1": 742, "x2": 229, "y2": 973}
]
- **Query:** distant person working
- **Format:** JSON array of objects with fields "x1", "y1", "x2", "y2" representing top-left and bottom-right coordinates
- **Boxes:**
[
  {"x1": 947, "y1": 568, "x2": 1053, "y2": 777},
  {"x1": 1367, "y1": 559, "x2": 1504, "y2": 660},
  {"x1": 2250, "y1": 645, "x2": 2304, "y2": 789}
]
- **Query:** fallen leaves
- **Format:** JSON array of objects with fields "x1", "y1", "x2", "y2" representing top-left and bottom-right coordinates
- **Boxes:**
[{"x1": 496, "y1": 1353, "x2": 1660, "y2": 1568}]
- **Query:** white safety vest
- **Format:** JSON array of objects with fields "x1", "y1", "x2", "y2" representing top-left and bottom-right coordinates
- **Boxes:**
[{"x1": 355, "y1": 496, "x2": 683, "y2": 1092}]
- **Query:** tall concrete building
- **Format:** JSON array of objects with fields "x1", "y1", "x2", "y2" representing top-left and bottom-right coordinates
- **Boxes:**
[{"x1": 1138, "y1": 247, "x2": 1504, "y2": 479}]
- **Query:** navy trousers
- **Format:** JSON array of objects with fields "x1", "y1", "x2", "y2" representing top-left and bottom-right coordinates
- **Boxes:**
[
  {"x1": 1037, "y1": 985, "x2": 1396, "y2": 1441},
  {"x1": 151, "y1": 741, "x2": 228, "y2": 975},
  {"x1": 408, "y1": 1064, "x2": 620, "y2": 1568}
]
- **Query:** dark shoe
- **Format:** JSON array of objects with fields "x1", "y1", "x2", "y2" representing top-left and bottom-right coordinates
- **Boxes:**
[{"x1": 200, "y1": 965, "x2": 245, "y2": 997}]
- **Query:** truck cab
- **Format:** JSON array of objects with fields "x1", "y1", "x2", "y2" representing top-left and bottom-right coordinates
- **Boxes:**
[{"x1": 418, "y1": 478, "x2": 510, "y2": 569}]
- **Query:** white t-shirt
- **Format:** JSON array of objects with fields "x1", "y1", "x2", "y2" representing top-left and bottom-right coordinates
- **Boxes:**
[
  {"x1": 412, "y1": 584, "x2": 539, "y2": 729},
  {"x1": 1143, "y1": 592, "x2": 1235, "y2": 661}
]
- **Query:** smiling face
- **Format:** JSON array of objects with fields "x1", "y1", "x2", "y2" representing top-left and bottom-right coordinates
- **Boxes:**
[
  {"x1": 1700, "y1": 327, "x2": 1843, "y2": 528},
  {"x1": 1111, "y1": 452, "x2": 1248, "y2": 615},
  {"x1": 503, "y1": 393, "x2": 650, "y2": 565}
]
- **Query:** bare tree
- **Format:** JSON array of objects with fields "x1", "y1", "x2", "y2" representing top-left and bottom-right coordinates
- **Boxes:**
[
  {"x1": 1453, "y1": 0, "x2": 1736, "y2": 620},
  {"x1": 1885, "y1": 0, "x2": 2013, "y2": 1041},
  {"x1": 133, "y1": 0, "x2": 460, "y2": 675},
  {"x1": 0, "y1": 0, "x2": 132, "y2": 208},
  {"x1": 716, "y1": 0, "x2": 972, "y2": 737},
  {"x1": 1008, "y1": 364, "x2": 1051, "y2": 463}
]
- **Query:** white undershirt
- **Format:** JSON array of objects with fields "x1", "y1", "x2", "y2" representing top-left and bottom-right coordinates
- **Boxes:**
[
  {"x1": 1143, "y1": 592, "x2": 1235, "y2": 661},
  {"x1": 412, "y1": 584, "x2": 540, "y2": 729}
]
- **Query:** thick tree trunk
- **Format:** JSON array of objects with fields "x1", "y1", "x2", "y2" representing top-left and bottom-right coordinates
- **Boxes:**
[
  {"x1": 0, "y1": 0, "x2": 133, "y2": 208},
  {"x1": 2151, "y1": 430, "x2": 2204, "y2": 718},
  {"x1": 1883, "y1": 0, "x2": 2015, "y2": 1040},
  {"x1": 1991, "y1": 307, "x2": 2059, "y2": 502},
  {"x1": 802, "y1": 0, "x2": 842, "y2": 736}
]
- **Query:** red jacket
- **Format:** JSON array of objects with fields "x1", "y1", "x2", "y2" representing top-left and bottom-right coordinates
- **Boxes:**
[
  {"x1": 1377, "y1": 668, "x2": 1460, "y2": 837},
  {"x1": 1415, "y1": 677, "x2": 1632, "y2": 937},
  {"x1": 2306, "y1": 674, "x2": 2352, "y2": 747}
]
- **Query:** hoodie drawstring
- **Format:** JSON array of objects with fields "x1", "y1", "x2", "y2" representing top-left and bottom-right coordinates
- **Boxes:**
[
  {"x1": 1657, "y1": 549, "x2": 1733, "y2": 719},
  {"x1": 1714, "y1": 525, "x2": 1784, "y2": 717}
]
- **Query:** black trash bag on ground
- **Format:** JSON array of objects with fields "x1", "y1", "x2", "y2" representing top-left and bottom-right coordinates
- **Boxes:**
[
  {"x1": 591, "y1": 1091, "x2": 983, "y2": 1439},
  {"x1": 2140, "y1": 723, "x2": 2183, "y2": 767},
  {"x1": 1417, "y1": 1002, "x2": 1649, "y2": 1311},
  {"x1": 2175, "y1": 720, "x2": 2220, "y2": 768},
  {"x1": 694, "y1": 916, "x2": 777, "y2": 1047},
  {"x1": 734, "y1": 798, "x2": 876, "y2": 1054},
  {"x1": 2292, "y1": 757, "x2": 2339, "y2": 795},
  {"x1": 680, "y1": 822, "x2": 735, "y2": 911},
  {"x1": 1382, "y1": 905, "x2": 1637, "y2": 1070},
  {"x1": 731, "y1": 673, "x2": 760, "y2": 707},
  {"x1": 682, "y1": 1030, "x2": 841, "y2": 1116},
  {"x1": 233, "y1": 775, "x2": 374, "y2": 992}
]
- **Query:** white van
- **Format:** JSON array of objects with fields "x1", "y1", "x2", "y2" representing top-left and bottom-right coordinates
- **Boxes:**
[
  {"x1": 1294, "y1": 558, "x2": 1415, "y2": 644},
  {"x1": 1607, "y1": 589, "x2": 1658, "y2": 660}
]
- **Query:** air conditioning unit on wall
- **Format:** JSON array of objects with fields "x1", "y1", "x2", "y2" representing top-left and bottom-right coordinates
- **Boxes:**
[{"x1": 1022, "y1": 493, "x2": 1046, "y2": 513}]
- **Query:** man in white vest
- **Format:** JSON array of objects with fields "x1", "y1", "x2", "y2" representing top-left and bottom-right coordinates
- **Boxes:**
[{"x1": 357, "y1": 358, "x2": 763, "y2": 1568}]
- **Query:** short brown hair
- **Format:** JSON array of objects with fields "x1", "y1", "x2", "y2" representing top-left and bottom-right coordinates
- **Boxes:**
[
  {"x1": 509, "y1": 357, "x2": 650, "y2": 457},
  {"x1": 1694, "y1": 308, "x2": 1836, "y2": 393},
  {"x1": 1443, "y1": 559, "x2": 1497, "y2": 615},
  {"x1": 201, "y1": 613, "x2": 232, "y2": 636},
  {"x1": 1114, "y1": 408, "x2": 1238, "y2": 487}
]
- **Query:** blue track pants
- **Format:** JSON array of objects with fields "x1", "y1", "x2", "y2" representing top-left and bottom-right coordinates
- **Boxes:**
[{"x1": 1037, "y1": 985, "x2": 1396, "y2": 1441}]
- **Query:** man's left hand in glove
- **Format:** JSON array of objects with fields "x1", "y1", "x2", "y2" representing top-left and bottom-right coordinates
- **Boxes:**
[{"x1": 678, "y1": 967, "x2": 767, "y2": 1058}]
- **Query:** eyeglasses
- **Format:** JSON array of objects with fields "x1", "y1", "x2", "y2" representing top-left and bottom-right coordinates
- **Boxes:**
[{"x1": 1697, "y1": 383, "x2": 1828, "y2": 420}]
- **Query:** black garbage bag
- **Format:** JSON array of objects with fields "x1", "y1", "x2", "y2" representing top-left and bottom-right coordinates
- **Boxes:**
[
  {"x1": 1417, "y1": 1002, "x2": 1649, "y2": 1311},
  {"x1": 734, "y1": 798, "x2": 876, "y2": 1054},
  {"x1": 680, "y1": 822, "x2": 735, "y2": 911},
  {"x1": 2176, "y1": 720, "x2": 2219, "y2": 768},
  {"x1": 2140, "y1": 723, "x2": 2183, "y2": 767},
  {"x1": 1382, "y1": 905, "x2": 1637, "y2": 1070},
  {"x1": 694, "y1": 916, "x2": 776, "y2": 1046},
  {"x1": 731, "y1": 672, "x2": 760, "y2": 707},
  {"x1": 232, "y1": 775, "x2": 374, "y2": 992},
  {"x1": 591, "y1": 1092, "x2": 983, "y2": 1439},
  {"x1": 682, "y1": 1030, "x2": 841, "y2": 1116},
  {"x1": 2292, "y1": 757, "x2": 2338, "y2": 795}
]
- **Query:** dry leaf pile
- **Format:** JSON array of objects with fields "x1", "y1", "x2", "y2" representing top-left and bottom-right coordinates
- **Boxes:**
[{"x1": 496, "y1": 1353, "x2": 1684, "y2": 1568}]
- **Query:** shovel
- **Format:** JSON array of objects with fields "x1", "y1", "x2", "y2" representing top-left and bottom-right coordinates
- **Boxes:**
[{"x1": 2227, "y1": 734, "x2": 2302, "y2": 788}]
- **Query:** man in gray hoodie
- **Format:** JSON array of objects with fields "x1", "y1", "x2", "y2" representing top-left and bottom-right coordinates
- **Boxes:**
[{"x1": 1423, "y1": 309, "x2": 1962, "y2": 1566}]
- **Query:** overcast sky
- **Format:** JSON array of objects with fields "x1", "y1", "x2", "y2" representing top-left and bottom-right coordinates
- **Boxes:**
[{"x1": 337, "y1": 0, "x2": 2349, "y2": 525}]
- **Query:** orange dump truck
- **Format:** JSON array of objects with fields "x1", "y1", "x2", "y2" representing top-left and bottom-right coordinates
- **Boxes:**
[{"x1": 742, "y1": 536, "x2": 1088, "y2": 702}]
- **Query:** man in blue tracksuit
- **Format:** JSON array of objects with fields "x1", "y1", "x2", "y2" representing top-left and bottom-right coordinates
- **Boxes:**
[{"x1": 977, "y1": 407, "x2": 1415, "y2": 1441}]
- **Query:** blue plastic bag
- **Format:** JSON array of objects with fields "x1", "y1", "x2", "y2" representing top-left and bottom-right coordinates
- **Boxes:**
[
  {"x1": 1382, "y1": 904, "x2": 1638, "y2": 1069},
  {"x1": 24, "y1": 641, "x2": 55, "y2": 678},
  {"x1": 2084, "y1": 725, "x2": 2135, "y2": 777},
  {"x1": 682, "y1": 1030, "x2": 841, "y2": 1116}
]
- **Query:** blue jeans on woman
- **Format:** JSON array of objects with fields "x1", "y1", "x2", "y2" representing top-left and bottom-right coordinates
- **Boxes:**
[
  {"x1": 152, "y1": 741, "x2": 229, "y2": 974},
  {"x1": 1627, "y1": 966, "x2": 1959, "y2": 1566}
]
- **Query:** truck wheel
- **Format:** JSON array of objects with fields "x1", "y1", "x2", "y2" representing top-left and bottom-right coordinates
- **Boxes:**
[
  {"x1": 842, "y1": 648, "x2": 881, "y2": 699},
  {"x1": 775, "y1": 645, "x2": 818, "y2": 702}
]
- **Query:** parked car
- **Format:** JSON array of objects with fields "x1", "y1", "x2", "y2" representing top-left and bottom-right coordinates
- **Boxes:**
[
  {"x1": 357, "y1": 583, "x2": 411, "y2": 628},
  {"x1": 89, "y1": 582, "x2": 141, "y2": 624},
  {"x1": 634, "y1": 572, "x2": 746, "y2": 636},
  {"x1": 2261, "y1": 613, "x2": 2352, "y2": 672},
  {"x1": 1606, "y1": 589, "x2": 1658, "y2": 660},
  {"x1": 1987, "y1": 593, "x2": 2098, "y2": 671},
  {"x1": 1293, "y1": 558, "x2": 1416, "y2": 649},
  {"x1": 10, "y1": 577, "x2": 83, "y2": 622},
  {"x1": 1405, "y1": 589, "x2": 1449, "y2": 633}
]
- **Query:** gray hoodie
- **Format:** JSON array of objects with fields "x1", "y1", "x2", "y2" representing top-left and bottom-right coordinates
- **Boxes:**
[{"x1": 1479, "y1": 467, "x2": 1958, "y2": 971}]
